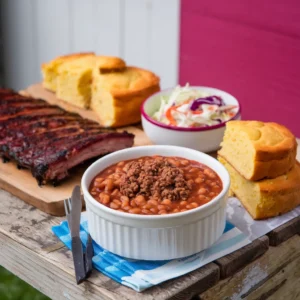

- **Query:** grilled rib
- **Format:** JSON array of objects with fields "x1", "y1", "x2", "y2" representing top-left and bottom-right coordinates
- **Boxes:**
[{"x1": 0, "y1": 89, "x2": 134, "y2": 185}]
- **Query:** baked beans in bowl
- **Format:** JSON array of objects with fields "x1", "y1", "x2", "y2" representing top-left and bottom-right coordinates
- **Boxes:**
[
  {"x1": 89, "y1": 156, "x2": 223, "y2": 215},
  {"x1": 82, "y1": 145, "x2": 230, "y2": 260}
]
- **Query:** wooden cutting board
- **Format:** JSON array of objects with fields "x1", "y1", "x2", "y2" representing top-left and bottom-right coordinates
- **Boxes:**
[{"x1": 0, "y1": 83, "x2": 151, "y2": 216}]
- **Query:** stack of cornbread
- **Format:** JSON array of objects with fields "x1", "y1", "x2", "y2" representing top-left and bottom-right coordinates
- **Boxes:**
[
  {"x1": 218, "y1": 120, "x2": 300, "y2": 219},
  {"x1": 41, "y1": 53, "x2": 160, "y2": 127}
]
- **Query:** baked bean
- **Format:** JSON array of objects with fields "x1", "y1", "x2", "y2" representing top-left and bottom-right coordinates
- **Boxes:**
[
  {"x1": 158, "y1": 205, "x2": 166, "y2": 211},
  {"x1": 115, "y1": 168, "x2": 123, "y2": 174},
  {"x1": 105, "y1": 178, "x2": 114, "y2": 192},
  {"x1": 161, "y1": 199, "x2": 171, "y2": 206},
  {"x1": 150, "y1": 207, "x2": 158, "y2": 214},
  {"x1": 110, "y1": 202, "x2": 120, "y2": 209},
  {"x1": 129, "y1": 208, "x2": 141, "y2": 214},
  {"x1": 121, "y1": 201, "x2": 129, "y2": 208},
  {"x1": 112, "y1": 199, "x2": 122, "y2": 206},
  {"x1": 100, "y1": 193, "x2": 110, "y2": 204},
  {"x1": 95, "y1": 177, "x2": 104, "y2": 183},
  {"x1": 205, "y1": 179, "x2": 212, "y2": 186},
  {"x1": 94, "y1": 181, "x2": 105, "y2": 189},
  {"x1": 111, "y1": 189, "x2": 120, "y2": 197},
  {"x1": 188, "y1": 179, "x2": 194, "y2": 186},
  {"x1": 165, "y1": 205, "x2": 172, "y2": 211},
  {"x1": 120, "y1": 195, "x2": 129, "y2": 202},
  {"x1": 204, "y1": 168, "x2": 216, "y2": 179},
  {"x1": 130, "y1": 199, "x2": 137, "y2": 207},
  {"x1": 198, "y1": 188, "x2": 207, "y2": 195},
  {"x1": 90, "y1": 155, "x2": 222, "y2": 215},
  {"x1": 213, "y1": 185, "x2": 221, "y2": 191},
  {"x1": 195, "y1": 177, "x2": 204, "y2": 184},
  {"x1": 199, "y1": 195, "x2": 207, "y2": 201},
  {"x1": 189, "y1": 167, "x2": 199, "y2": 173},
  {"x1": 168, "y1": 158, "x2": 180, "y2": 167},
  {"x1": 135, "y1": 195, "x2": 146, "y2": 206},
  {"x1": 181, "y1": 159, "x2": 189, "y2": 166},
  {"x1": 143, "y1": 203, "x2": 152, "y2": 210},
  {"x1": 148, "y1": 199, "x2": 158, "y2": 206}
]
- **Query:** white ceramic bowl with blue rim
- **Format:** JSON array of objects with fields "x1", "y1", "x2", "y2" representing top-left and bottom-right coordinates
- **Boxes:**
[{"x1": 141, "y1": 86, "x2": 241, "y2": 153}]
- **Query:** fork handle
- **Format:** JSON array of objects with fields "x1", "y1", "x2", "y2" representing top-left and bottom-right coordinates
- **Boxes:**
[{"x1": 71, "y1": 237, "x2": 86, "y2": 284}]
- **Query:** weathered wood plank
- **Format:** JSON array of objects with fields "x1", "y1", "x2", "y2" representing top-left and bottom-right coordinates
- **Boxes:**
[
  {"x1": 199, "y1": 235, "x2": 300, "y2": 300},
  {"x1": 0, "y1": 232, "x2": 121, "y2": 300},
  {"x1": 214, "y1": 236, "x2": 269, "y2": 279},
  {"x1": 143, "y1": 264, "x2": 219, "y2": 300},
  {"x1": 246, "y1": 256, "x2": 300, "y2": 300},
  {"x1": 267, "y1": 215, "x2": 300, "y2": 246},
  {"x1": 0, "y1": 189, "x2": 220, "y2": 300}
]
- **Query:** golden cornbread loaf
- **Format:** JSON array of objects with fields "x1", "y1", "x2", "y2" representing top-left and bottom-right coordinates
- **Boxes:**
[
  {"x1": 56, "y1": 55, "x2": 126, "y2": 109},
  {"x1": 218, "y1": 156, "x2": 300, "y2": 220},
  {"x1": 218, "y1": 120, "x2": 297, "y2": 181},
  {"x1": 41, "y1": 52, "x2": 94, "y2": 92},
  {"x1": 91, "y1": 66, "x2": 160, "y2": 127}
]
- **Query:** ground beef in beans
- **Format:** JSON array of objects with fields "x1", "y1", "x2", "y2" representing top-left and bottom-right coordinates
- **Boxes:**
[{"x1": 120, "y1": 159, "x2": 191, "y2": 201}]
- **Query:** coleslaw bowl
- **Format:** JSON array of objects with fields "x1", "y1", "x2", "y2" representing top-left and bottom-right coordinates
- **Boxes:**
[
  {"x1": 82, "y1": 145, "x2": 230, "y2": 260},
  {"x1": 141, "y1": 86, "x2": 241, "y2": 153}
]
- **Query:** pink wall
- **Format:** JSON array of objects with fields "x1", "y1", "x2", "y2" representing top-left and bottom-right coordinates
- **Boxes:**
[{"x1": 180, "y1": 0, "x2": 300, "y2": 137}]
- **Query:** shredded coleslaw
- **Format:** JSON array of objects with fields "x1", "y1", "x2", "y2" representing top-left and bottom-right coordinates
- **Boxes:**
[{"x1": 152, "y1": 84, "x2": 238, "y2": 128}]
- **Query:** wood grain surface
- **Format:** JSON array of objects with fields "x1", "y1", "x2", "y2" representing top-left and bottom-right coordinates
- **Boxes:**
[
  {"x1": 0, "y1": 189, "x2": 220, "y2": 300},
  {"x1": 199, "y1": 235, "x2": 300, "y2": 300},
  {"x1": 268, "y1": 215, "x2": 300, "y2": 246},
  {"x1": 0, "y1": 84, "x2": 151, "y2": 216},
  {"x1": 215, "y1": 236, "x2": 269, "y2": 279}
]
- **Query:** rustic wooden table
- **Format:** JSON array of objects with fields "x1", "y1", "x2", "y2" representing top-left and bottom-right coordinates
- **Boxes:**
[
  {"x1": 1, "y1": 190, "x2": 300, "y2": 300},
  {"x1": 1, "y1": 139, "x2": 300, "y2": 300}
]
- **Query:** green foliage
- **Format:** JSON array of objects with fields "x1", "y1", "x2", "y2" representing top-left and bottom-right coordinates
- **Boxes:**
[{"x1": 0, "y1": 266, "x2": 50, "y2": 300}]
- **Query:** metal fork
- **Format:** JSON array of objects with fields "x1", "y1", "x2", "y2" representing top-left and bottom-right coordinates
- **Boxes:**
[{"x1": 64, "y1": 197, "x2": 73, "y2": 231}]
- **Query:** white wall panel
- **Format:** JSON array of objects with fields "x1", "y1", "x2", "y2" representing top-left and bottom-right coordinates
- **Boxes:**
[
  {"x1": 150, "y1": 0, "x2": 180, "y2": 89},
  {"x1": 1, "y1": 0, "x2": 180, "y2": 90},
  {"x1": 123, "y1": 0, "x2": 151, "y2": 68},
  {"x1": 34, "y1": 0, "x2": 72, "y2": 62},
  {"x1": 1, "y1": 0, "x2": 37, "y2": 89},
  {"x1": 123, "y1": 0, "x2": 180, "y2": 89},
  {"x1": 71, "y1": 0, "x2": 122, "y2": 56}
]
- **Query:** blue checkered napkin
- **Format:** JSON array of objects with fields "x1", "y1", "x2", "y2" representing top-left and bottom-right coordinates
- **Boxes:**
[{"x1": 52, "y1": 212, "x2": 250, "y2": 292}]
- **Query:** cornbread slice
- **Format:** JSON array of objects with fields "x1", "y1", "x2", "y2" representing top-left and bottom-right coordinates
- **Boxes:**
[
  {"x1": 219, "y1": 156, "x2": 300, "y2": 220},
  {"x1": 41, "y1": 52, "x2": 94, "y2": 92},
  {"x1": 56, "y1": 55, "x2": 126, "y2": 109},
  {"x1": 218, "y1": 121, "x2": 297, "y2": 181},
  {"x1": 91, "y1": 66, "x2": 160, "y2": 127}
]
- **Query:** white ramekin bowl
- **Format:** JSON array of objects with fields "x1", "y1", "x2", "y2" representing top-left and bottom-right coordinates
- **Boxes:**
[
  {"x1": 82, "y1": 145, "x2": 230, "y2": 260},
  {"x1": 141, "y1": 86, "x2": 241, "y2": 153}
]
